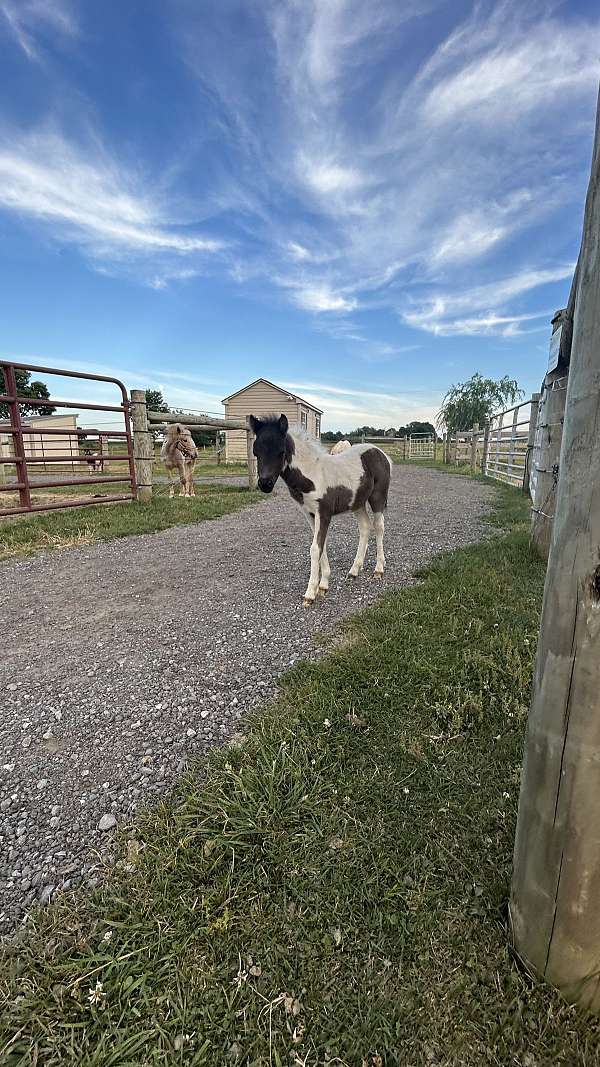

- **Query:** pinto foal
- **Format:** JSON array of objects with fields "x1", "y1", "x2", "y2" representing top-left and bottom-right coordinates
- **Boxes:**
[{"x1": 250, "y1": 414, "x2": 391, "y2": 606}]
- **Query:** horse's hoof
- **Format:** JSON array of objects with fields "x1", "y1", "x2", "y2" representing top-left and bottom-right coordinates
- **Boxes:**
[
  {"x1": 303, "y1": 597, "x2": 315, "y2": 608},
  {"x1": 347, "y1": 571, "x2": 359, "y2": 580},
  {"x1": 318, "y1": 586, "x2": 328, "y2": 596},
  {"x1": 373, "y1": 571, "x2": 384, "y2": 580}
]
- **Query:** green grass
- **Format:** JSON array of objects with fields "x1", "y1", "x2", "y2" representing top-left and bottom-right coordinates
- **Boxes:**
[
  {"x1": 0, "y1": 485, "x2": 261, "y2": 561},
  {"x1": 3, "y1": 485, "x2": 599, "y2": 1066}
]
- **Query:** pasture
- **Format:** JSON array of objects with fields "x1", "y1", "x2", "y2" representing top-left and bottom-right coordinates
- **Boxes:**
[{"x1": 3, "y1": 480, "x2": 600, "y2": 1064}]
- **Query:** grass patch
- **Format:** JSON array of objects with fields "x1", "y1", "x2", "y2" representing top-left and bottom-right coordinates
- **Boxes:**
[
  {"x1": 3, "y1": 485, "x2": 598, "y2": 1066},
  {"x1": 0, "y1": 485, "x2": 261, "y2": 561}
]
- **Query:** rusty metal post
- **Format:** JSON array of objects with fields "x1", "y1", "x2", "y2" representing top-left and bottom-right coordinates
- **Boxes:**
[{"x1": 3, "y1": 364, "x2": 31, "y2": 510}]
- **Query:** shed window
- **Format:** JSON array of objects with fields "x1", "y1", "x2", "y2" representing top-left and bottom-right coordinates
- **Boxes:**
[
  {"x1": 315, "y1": 416, "x2": 321, "y2": 438},
  {"x1": 301, "y1": 410, "x2": 308, "y2": 430}
]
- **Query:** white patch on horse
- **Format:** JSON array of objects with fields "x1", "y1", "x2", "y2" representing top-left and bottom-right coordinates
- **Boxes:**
[{"x1": 250, "y1": 415, "x2": 391, "y2": 606}]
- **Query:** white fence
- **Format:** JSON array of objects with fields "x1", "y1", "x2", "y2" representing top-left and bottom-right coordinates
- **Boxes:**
[
  {"x1": 484, "y1": 398, "x2": 537, "y2": 489},
  {"x1": 408, "y1": 433, "x2": 435, "y2": 459}
]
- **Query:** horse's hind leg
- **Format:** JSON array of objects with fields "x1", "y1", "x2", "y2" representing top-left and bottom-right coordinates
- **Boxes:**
[
  {"x1": 373, "y1": 511, "x2": 385, "y2": 578},
  {"x1": 319, "y1": 536, "x2": 331, "y2": 595},
  {"x1": 349, "y1": 507, "x2": 371, "y2": 578}
]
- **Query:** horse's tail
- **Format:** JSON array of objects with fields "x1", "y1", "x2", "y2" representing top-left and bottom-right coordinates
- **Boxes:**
[{"x1": 362, "y1": 447, "x2": 392, "y2": 512}]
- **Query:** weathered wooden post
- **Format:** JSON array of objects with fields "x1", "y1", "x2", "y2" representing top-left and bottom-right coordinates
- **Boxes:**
[
  {"x1": 245, "y1": 418, "x2": 258, "y2": 490},
  {"x1": 470, "y1": 423, "x2": 479, "y2": 472},
  {"x1": 510, "y1": 87, "x2": 600, "y2": 1008},
  {"x1": 481, "y1": 421, "x2": 491, "y2": 476},
  {"x1": 215, "y1": 431, "x2": 221, "y2": 466},
  {"x1": 443, "y1": 431, "x2": 450, "y2": 464},
  {"x1": 524, "y1": 393, "x2": 540, "y2": 494},
  {"x1": 530, "y1": 262, "x2": 578, "y2": 553},
  {"x1": 130, "y1": 389, "x2": 153, "y2": 503},
  {"x1": 403, "y1": 437, "x2": 408, "y2": 461}
]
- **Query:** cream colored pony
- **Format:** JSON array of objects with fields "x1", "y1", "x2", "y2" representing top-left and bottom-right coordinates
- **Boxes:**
[
  {"x1": 330, "y1": 439, "x2": 351, "y2": 454},
  {"x1": 160, "y1": 424, "x2": 198, "y2": 498}
]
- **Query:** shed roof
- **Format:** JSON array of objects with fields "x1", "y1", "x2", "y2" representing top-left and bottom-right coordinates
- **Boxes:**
[{"x1": 222, "y1": 377, "x2": 322, "y2": 414}]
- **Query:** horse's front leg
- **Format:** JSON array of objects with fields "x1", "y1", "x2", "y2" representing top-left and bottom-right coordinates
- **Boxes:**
[
  {"x1": 188, "y1": 459, "x2": 196, "y2": 497},
  {"x1": 303, "y1": 512, "x2": 330, "y2": 606}
]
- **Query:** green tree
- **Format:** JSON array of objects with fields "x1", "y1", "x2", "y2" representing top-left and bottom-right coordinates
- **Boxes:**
[
  {"x1": 145, "y1": 388, "x2": 169, "y2": 413},
  {"x1": 405, "y1": 420, "x2": 436, "y2": 437},
  {"x1": 437, "y1": 373, "x2": 522, "y2": 432},
  {"x1": 0, "y1": 369, "x2": 56, "y2": 418}
]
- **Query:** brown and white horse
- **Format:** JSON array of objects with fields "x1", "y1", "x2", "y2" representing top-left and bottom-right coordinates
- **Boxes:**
[
  {"x1": 250, "y1": 414, "x2": 391, "y2": 606},
  {"x1": 160, "y1": 423, "x2": 198, "y2": 498}
]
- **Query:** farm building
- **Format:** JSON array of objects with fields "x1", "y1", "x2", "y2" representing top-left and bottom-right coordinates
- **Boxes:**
[
  {"x1": 0, "y1": 413, "x2": 79, "y2": 467},
  {"x1": 222, "y1": 378, "x2": 323, "y2": 461}
]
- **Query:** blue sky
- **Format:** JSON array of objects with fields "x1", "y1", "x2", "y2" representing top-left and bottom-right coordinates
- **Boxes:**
[{"x1": 0, "y1": 0, "x2": 598, "y2": 430}]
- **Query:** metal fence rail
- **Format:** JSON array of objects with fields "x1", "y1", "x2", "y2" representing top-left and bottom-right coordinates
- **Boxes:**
[
  {"x1": 0, "y1": 360, "x2": 137, "y2": 517},
  {"x1": 484, "y1": 398, "x2": 535, "y2": 488}
]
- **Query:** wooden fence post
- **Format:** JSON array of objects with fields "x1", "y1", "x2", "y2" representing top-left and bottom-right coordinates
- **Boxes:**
[
  {"x1": 215, "y1": 431, "x2": 221, "y2": 465},
  {"x1": 524, "y1": 392, "x2": 540, "y2": 495},
  {"x1": 130, "y1": 389, "x2": 153, "y2": 502},
  {"x1": 510, "y1": 85, "x2": 600, "y2": 1008},
  {"x1": 246, "y1": 418, "x2": 258, "y2": 489},
  {"x1": 403, "y1": 437, "x2": 408, "y2": 461},
  {"x1": 481, "y1": 421, "x2": 491, "y2": 476},
  {"x1": 530, "y1": 371, "x2": 568, "y2": 559},
  {"x1": 470, "y1": 423, "x2": 479, "y2": 472},
  {"x1": 444, "y1": 431, "x2": 450, "y2": 464}
]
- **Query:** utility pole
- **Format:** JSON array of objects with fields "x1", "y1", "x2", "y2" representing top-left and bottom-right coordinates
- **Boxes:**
[{"x1": 510, "y1": 86, "x2": 600, "y2": 1008}]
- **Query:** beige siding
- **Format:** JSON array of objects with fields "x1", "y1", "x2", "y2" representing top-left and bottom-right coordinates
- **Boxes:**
[
  {"x1": 0, "y1": 414, "x2": 78, "y2": 466},
  {"x1": 224, "y1": 381, "x2": 299, "y2": 461}
]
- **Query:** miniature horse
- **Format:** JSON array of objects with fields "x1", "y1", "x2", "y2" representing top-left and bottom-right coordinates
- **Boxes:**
[
  {"x1": 250, "y1": 414, "x2": 391, "y2": 606},
  {"x1": 330, "y1": 439, "x2": 351, "y2": 454},
  {"x1": 160, "y1": 423, "x2": 198, "y2": 498}
]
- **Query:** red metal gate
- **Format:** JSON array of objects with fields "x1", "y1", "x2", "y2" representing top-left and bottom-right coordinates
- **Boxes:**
[{"x1": 0, "y1": 361, "x2": 137, "y2": 517}]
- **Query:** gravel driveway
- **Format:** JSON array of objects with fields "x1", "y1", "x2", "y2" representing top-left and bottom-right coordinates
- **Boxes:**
[{"x1": 0, "y1": 466, "x2": 494, "y2": 933}]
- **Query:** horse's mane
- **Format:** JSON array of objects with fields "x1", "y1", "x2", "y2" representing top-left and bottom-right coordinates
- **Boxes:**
[{"x1": 164, "y1": 423, "x2": 189, "y2": 443}]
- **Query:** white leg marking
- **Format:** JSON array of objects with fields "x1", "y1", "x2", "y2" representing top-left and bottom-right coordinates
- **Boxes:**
[
  {"x1": 373, "y1": 511, "x2": 386, "y2": 577},
  {"x1": 349, "y1": 507, "x2": 371, "y2": 577},
  {"x1": 304, "y1": 513, "x2": 323, "y2": 605}
]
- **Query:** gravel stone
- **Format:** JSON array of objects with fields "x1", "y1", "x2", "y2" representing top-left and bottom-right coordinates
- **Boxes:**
[
  {"x1": 98, "y1": 814, "x2": 117, "y2": 832},
  {"x1": 0, "y1": 467, "x2": 494, "y2": 932}
]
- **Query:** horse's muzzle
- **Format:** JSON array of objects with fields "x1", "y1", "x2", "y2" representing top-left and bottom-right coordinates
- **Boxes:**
[{"x1": 258, "y1": 477, "x2": 275, "y2": 493}]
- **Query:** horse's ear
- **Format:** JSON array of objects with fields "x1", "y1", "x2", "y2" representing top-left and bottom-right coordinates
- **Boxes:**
[
  {"x1": 278, "y1": 413, "x2": 288, "y2": 434},
  {"x1": 249, "y1": 414, "x2": 262, "y2": 435}
]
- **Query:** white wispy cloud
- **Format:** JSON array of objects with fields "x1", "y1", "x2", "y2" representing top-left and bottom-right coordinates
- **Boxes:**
[
  {"x1": 0, "y1": 0, "x2": 77, "y2": 61},
  {"x1": 0, "y1": 130, "x2": 224, "y2": 277},
  {"x1": 282, "y1": 377, "x2": 441, "y2": 430},
  {"x1": 181, "y1": 0, "x2": 597, "y2": 335},
  {"x1": 402, "y1": 265, "x2": 574, "y2": 336}
]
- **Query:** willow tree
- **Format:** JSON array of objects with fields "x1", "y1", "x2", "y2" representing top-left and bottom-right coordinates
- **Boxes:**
[{"x1": 510, "y1": 86, "x2": 600, "y2": 1008}]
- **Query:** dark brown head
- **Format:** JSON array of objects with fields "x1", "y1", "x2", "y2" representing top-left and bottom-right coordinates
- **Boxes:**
[{"x1": 250, "y1": 413, "x2": 291, "y2": 493}]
